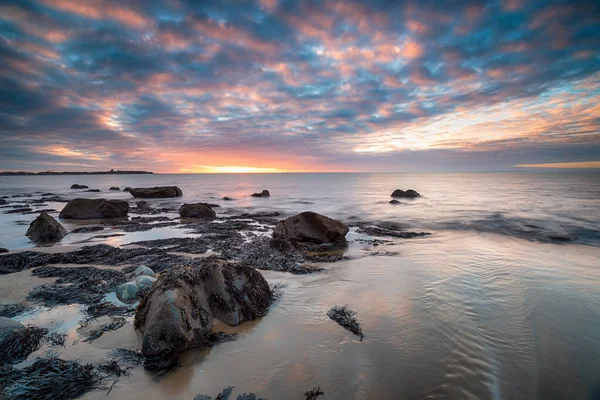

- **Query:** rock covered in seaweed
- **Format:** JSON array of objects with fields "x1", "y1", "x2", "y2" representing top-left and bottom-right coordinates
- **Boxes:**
[
  {"x1": 129, "y1": 186, "x2": 182, "y2": 198},
  {"x1": 179, "y1": 203, "x2": 216, "y2": 219},
  {"x1": 134, "y1": 259, "x2": 272, "y2": 368},
  {"x1": 109, "y1": 187, "x2": 120, "y2": 191},
  {"x1": 327, "y1": 305, "x2": 363, "y2": 340},
  {"x1": 391, "y1": 189, "x2": 420, "y2": 198},
  {"x1": 59, "y1": 198, "x2": 129, "y2": 219},
  {"x1": 273, "y1": 211, "x2": 349, "y2": 245},
  {"x1": 26, "y1": 211, "x2": 67, "y2": 243}
]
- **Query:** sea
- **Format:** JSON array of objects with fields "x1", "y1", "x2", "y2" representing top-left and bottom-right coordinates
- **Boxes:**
[{"x1": 1, "y1": 172, "x2": 599, "y2": 399}]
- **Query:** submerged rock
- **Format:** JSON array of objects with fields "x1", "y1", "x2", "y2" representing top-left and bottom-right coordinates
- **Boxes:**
[
  {"x1": 273, "y1": 211, "x2": 349, "y2": 245},
  {"x1": 389, "y1": 199, "x2": 401, "y2": 204},
  {"x1": 116, "y1": 282, "x2": 138, "y2": 304},
  {"x1": 222, "y1": 196, "x2": 234, "y2": 201},
  {"x1": 70, "y1": 184, "x2": 88, "y2": 189},
  {"x1": 129, "y1": 186, "x2": 182, "y2": 198},
  {"x1": 26, "y1": 211, "x2": 67, "y2": 243},
  {"x1": 391, "y1": 189, "x2": 420, "y2": 198},
  {"x1": 251, "y1": 190, "x2": 270, "y2": 197},
  {"x1": 59, "y1": 198, "x2": 129, "y2": 219},
  {"x1": 134, "y1": 265, "x2": 155, "y2": 278},
  {"x1": 179, "y1": 203, "x2": 216, "y2": 219},
  {"x1": 134, "y1": 260, "x2": 272, "y2": 368},
  {"x1": 109, "y1": 187, "x2": 120, "y2": 191},
  {"x1": 84, "y1": 189, "x2": 100, "y2": 193}
]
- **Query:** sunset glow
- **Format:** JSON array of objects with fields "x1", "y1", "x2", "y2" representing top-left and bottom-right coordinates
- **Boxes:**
[{"x1": 0, "y1": 0, "x2": 599, "y2": 172}]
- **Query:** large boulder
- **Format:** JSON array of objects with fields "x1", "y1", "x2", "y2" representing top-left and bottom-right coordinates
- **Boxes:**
[
  {"x1": 129, "y1": 186, "x2": 182, "y2": 198},
  {"x1": 70, "y1": 184, "x2": 88, "y2": 189},
  {"x1": 59, "y1": 198, "x2": 129, "y2": 219},
  {"x1": 391, "y1": 189, "x2": 420, "y2": 198},
  {"x1": 26, "y1": 211, "x2": 67, "y2": 243},
  {"x1": 251, "y1": 190, "x2": 270, "y2": 197},
  {"x1": 272, "y1": 211, "x2": 349, "y2": 245},
  {"x1": 179, "y1": 203, "x2": 216, "y2": 219},
  {"x1": 134, "y1": 260, "x2": 272, "y2": 368}
]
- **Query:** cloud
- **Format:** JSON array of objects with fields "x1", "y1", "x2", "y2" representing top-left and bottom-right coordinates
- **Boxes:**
[{"x1": 0, "y1": 0, "x2": 599, "y2": 172}]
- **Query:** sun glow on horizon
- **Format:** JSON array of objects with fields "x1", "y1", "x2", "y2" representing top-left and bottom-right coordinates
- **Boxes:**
[{"x1": 514, "y1": 161, "x2": 600, "y2": 169}]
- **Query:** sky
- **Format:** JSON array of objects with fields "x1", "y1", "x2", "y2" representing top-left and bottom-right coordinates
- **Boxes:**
[{"x1": 0, "y1": 0, "x2": 599, "y2": 173}]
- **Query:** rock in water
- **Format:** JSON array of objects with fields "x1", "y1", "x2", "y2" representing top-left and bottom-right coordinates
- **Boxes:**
[
  {"x1": 391, "y1": 189, "x2": 420, "y2": 198},
  {"x1": 134, "y1": 266, "x2": 155, "y2": 278},
  {"x1": 134, "y1": 260, "x2": 272, "y2": 367},
  {"x1": 273, "y1": 211, "x2": 349, "y2": 245},
  {"x1": 128, "y1": 186, "x2": 182, "y2": 198},
  {"x1": 26, "y1": 212, "x2": 67, "y2": 243},
  {"x1": 179, "y1": 203, "x2": 216, "y2": 219},
  {"x1": 389, "y1": 199, "x2": 401, "y2": 204},
  {"x1": 0, "y1": 248, "x2": 8, "y2": 254},
  {"x1": 70, "y1": 184, "x2": 88, "y2": 189},
  {"x1": 59, "y1": 199, "x2": 129, "y2": 219},
  {"x1": 0, "y1": 317, "x2": 25, "y2": 346},
  {"x1": 134, "y1": 275, "x2": 156, "y2": 290},
  {"x1": 116, "y1": 282, "x2": 138, "y2": 304},
  {"x1": 109, "y1": 187, "x2": 120, "y2": 191},
  {"x1": 251, "y1": 190, "x2": 270, "y2": 197},
  {"x1": 123, "y1": 187, "x2": 132, "y2": 192}
]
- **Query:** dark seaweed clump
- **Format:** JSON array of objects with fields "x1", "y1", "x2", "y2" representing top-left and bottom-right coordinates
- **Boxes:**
[
  {"x1": 84, "y1": 317, "x2": 126, "y2": 342},
  {"x1": 86, "y1": 301, "x2": 134, "y2": 319},
  {"x1": 194, "y1": 386, "x2": 268, "y2": 400},
  {"x1": 0, "y1": 326, "x2": 48, "y2": 365},
  {"x1": 327, "y1": 305, "x2": 363, "y2": 340},
  {"x1": 305, "y1": 386, "x2": 325, "y2": 400},
  {"x1": 0, "y1": 357, "x2": 99, "y2": 400},
  {"x1": 46, "y1": 331, "x2": 67, "y2": 347},
  {"x1": 0, "y1": 303, "x2": 31, "y2": 318}
]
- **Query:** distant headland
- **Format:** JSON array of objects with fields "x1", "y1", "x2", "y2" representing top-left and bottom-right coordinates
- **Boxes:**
[{"x1": 0, "y1": 169, "x2": 153, "y2": 176}]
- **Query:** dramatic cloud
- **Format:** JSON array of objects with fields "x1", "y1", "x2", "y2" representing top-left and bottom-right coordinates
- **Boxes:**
[{"x1": 0, "y1": 0, "x2": 599, "y2": 172}]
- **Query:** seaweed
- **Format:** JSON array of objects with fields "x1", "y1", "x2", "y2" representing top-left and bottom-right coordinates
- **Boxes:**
[
  {"x1": 0, "y1": 326, "x2": 48, "y2": 365},
  {"x1": 0, "y1": 357, "x2": 99, "y2": 400},
  {"x1": 327, "y1": 305, "x2": 363, "y2": 340},
  {"x1": 305, "y1": 386, "x2": 325, "y2": 400},
  {"x1": 86, "y1": 301, "x2": 134, "y2": 319},
  {"x1": 194, "y1": 387, "x2": 268, "y2": 400},
  {"x1": 108, "y1": 348, "x2": 145, "y2": 368},
  {"x1": 84, "y1": 317, "x2": 126, "y2": 342},
  {"x1": 46, "y1": 331, "x2": 67, "y2": 347},
  {"x1": 0, "y1": 303, "x2": 31, "y2": 318},
  {"x1": 97, "y1": 360, "x2": 128, "y2": 377}
]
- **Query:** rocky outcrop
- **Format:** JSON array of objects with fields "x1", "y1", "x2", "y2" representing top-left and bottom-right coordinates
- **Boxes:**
[
  {"x1": 123, "y1": 187, "x2": 132, "y2": 192},
  {"x1": 179, "y1": 203, "x2": 216, "y2": 219},
  {"x1": 251, "y1": 190, "x2": 270, "y2": 197},
  {"x1": 391, "y1": 189, "x2": 420, "y2": 198},
  {"x1": 59, "y1": 198, "x2": 129, "y2": 219},
  {"x1": 134, "y1": 260, "x2": 272, "y2": 368},
  {"x1": 26, "y1": 211, "x2": 67, "y2": 243},
  {"x1": 109, "y1": 187, "x2": 120, "y2": 191},
  {"x1": 272, "y1": 211, "x2": 349, "y2": 245},
  {"x1": 129, "y1": 186, "x2": 182, "y2": 198},
  {"x1": 70, "y1": 184, "x2": 88, "y2": 189}
]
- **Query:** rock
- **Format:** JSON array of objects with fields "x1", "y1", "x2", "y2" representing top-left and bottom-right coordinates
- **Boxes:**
[
  {"x1": 134, "y1": 260, "x2": 272, "y2": 367},
  {"x1": 116, "y1": 282, "x2": 138, "y2": 304},
  {"x1": 129, "y1": 186, "x2": 182, "y2": 198},
  {"x1": 391, "y1": 189, "x2": 420, "y2": 198},
  {"x1": 134, "y1": 266, "x2": 155, "y2": 278},
  {"x1": 26, "y1": 211, "x2": 67, "y2": 243},
  {"x1": 0, "y1": 316, "x2": 25, "y2": 345},
  {"x1": 70, "y1": 184, "x2": 89, "y2": 189},
  {"x1": 179, "y1": 203, "x2": 216, "y2": 219},
  {"x1": 0, "y1": 248, "x2": 8, "y2": 254},
  {"x1": 134, "y1": 275, "x2": 156, "y2": 290},
  {"x1": 389, "y1": 199, "x2": 401, "y2": 204},
  {"x1": 222, "y1": 197, "x2": 234, "y2": 201},
  {"x1": 136, "y1": 201, "x2": 151, "y2": 210},
  {"x1": 251, "y1": 190, "x2": 270, "y2": 198},
  {"x1": 59, "y1": 198, "x2": 129, "y2": 219},
  {"x1": 0, "y1": 199, "x2": 7, "y2": 205},
  {"x1": 273, "y1": 211, "x2": 349, "y2": 245},
  {"x1": 84, "y1": 189, "x2": 100, "y2": 192},
  {"x1": 123, "y1": 187, "x2": 132, "y2": 192},
  {"x1": 109, "y1": 187, "x2": 120, "y2": 191}
]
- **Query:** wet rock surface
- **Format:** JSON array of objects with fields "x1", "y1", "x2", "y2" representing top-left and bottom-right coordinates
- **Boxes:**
[
  {"x1": 109, "y1": 187, "x2": 120, "y2": 191},
  {"x1": 355, "y1": 222, "x2": 430, "y2": 238},
  {"x1": 0, "y1": 303, "x2": 31, "y2": 318},
  {"x1": 129, "y1": 186, "x2": 182, "y2": 198},
  {"x1": 251, "y1": 190, "x2": 270, "y2": 197},
  {"x1": 134, "y1": 259, "x2": 272, "y2": 369},
  {"x1": 391, "y1": 189, "x2": 420, "y2": 198},
  {"x1": 71, "y1": 225, "x2": 105, "y2": 233},
  {"x1": 26, "y1": 211, "x2": 67, "y2": 243},
  {"x1": 273, "y1": 211, "x2": 349, "y2": 245},
  {"x1": 179, "y1": 203, "x2": 216, "y2": 219},
  {"x1": 59, "y1": 198, "x2": 129, "y2": 219},
  {"x1": 70, "y1": 184, "x2": 89, "y2": 189}
]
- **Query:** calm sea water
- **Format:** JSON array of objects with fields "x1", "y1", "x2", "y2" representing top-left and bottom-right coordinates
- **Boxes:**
[{"x1": 2, "y1": 172, "x2": 600, "y2": 399}]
